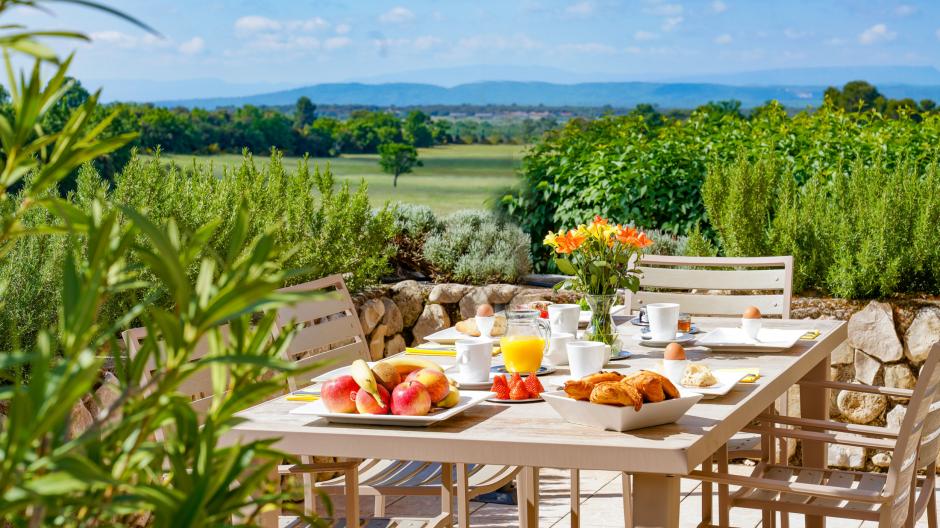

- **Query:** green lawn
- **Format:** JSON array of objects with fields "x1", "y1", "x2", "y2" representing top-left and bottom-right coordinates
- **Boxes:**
[{"x1": 165, "y1": 144, "x2": 526, "y2": 214}]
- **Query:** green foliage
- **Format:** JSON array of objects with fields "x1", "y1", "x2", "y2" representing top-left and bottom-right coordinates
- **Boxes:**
[
  {"x1": 403, "y1": 110, "x2": 434, "y2": 148},
  {"x1": 378, "y1": 142, "x2": 422, "y2": 187},
  {"x1": 503, "y1": 99, "x2": 940, "y2": 272},
  {"x1": 682, "y1": 224, "x2": 718, "y2": 257},
  {"x1": 423, "y1": 210, "x2": 532, "y2": 284},
  {"x1": 704, "y1": 153, "x2": 940, "y2": 298},
  {"x1": 643, "y1": 229, "x2": 688, "y2": 257},
  {"x1": 389, "y1": 202, "x2": 440, "y2": 276}
]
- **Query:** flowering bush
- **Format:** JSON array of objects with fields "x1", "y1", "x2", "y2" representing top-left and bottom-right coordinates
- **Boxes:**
[{"x1": 544, "y1": 215, "x2": 653, "y2": 296}]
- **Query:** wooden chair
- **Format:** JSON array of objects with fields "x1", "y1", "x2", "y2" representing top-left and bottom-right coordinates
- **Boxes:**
[
  {"x1": 687, "y1": 341, "x2": 940, "y2": 528},
  {"x1": 123, "y1": 324, "x2": 359, "y2": 528},
  {"x1": 272, "y1": 275, "x2": 521, "y2": 528},
  {"x1": 619, "y1": 255, "x2": 794, "y2": 524}
]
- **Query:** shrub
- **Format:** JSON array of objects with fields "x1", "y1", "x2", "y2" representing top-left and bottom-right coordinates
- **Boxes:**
[
  {"x1": 643, "y1": 229, "x2": 689, "y2": 257},
  {"x1": 703, "y1": 153, "x2": 940, "y2": 298},
  {"x1": 423, "y1": 210, "x2": 532, "y2": 284},
  {"x1": 390, "y1": 202, "x2": 440, "y2": 276}
]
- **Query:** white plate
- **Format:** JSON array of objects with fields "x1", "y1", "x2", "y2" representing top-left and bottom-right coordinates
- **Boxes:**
[
  {"x1": 638, "y1": 332, "x2": 697, "y2": 347},
  {"x1": 289, "y1": 390, "x2": 492, "y2": 426},
  {"x1": 423, "y1": 326, "x2": 500, "y2": 345},
  {"x1": 541, "y1": 390, "x2": 703, "y2": 432},
  {"x1": 455, "y1": 373, "x2": 497, "y2": 390},
  {"x1": 694, "y1": 327, "x2": 805, "y2": 353},
  {"x1": 486, "y1": 395, "x2": 542, "y2": 403},
  {"x1": 678, "y1": 369, "x2": 748, "y2": 398}
]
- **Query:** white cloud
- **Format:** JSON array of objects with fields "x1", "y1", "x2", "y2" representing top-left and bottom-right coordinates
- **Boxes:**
[
  {"x1": 178, "y1": 36, "x2": 204, "y2": 55},
  {"x1": 558, "y1": 42, "x2": 617, "y2": 54},
  {"x1": 783, "y1": 28, "x2": 806, "y2": 39},
  {"x1": 894, "y1": 4, "x2": 917, "y2": 16},
  {"x1": 380, "y1": 6, "x2": 415, "y2": 24},
  {"x1": 710, "y1": 1, "x2": 727, "y2": 13},
  {"x1": 935, "y1": 29, "x2": 940, "y2": 40},
  {"x1": 661, "y1": 16, "x2": 683, "y2": 31},
  {"x1": 858, "y1": 23, "x2": 896, "y2": 44},
  {"x1": 565, "y1": 1, "x2": 594, "y2": 16},
  {"x1": 335, "y1": 23, "x2": 351, "y2": 35},
  {"x1": 825, "y1": 37, "x2": 847, "y2": 46},
  {"x1": 644, "y1": 3, "x2": 683, "y2": 16},
  {"x1": 412, "y1": 35, "x2": 442, "y2": 51},
  {"x1": 289, "y1": 17, "x2": 329, "y2": 32},
  {"x1": 243, "y1": 34, "x2": 319, "y2": 52},
  {"x1": 634, "y1": 30, "x2": 658, "y2": 41},
  {"x1": 90, "y1": 31, "x2": 169, "y2": 50},
  {"x1": 234, "y1": 15, "x2": 281, "y2": 35},
  {"x1": 324, "y1": 36, "x2": 351, "y2": 50},
  {"x1": 714, "y1": 33, "x2": 733, "y2": 44}
]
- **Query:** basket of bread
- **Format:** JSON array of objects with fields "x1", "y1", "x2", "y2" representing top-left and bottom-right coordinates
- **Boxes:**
[{"x1": 540, "y1": 370, "x2": 703, "y2": 432}]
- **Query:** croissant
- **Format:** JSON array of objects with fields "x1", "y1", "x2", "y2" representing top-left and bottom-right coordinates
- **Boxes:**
[
  {"x1": 622, "y1": 371, "x2": 679, "y2": 402},
  {"x1": 589, "y1": 381, "x2": 643, "y2": 411},
  {"x1": 563, "y1": 371, "x2": 625, "y2": 401}
]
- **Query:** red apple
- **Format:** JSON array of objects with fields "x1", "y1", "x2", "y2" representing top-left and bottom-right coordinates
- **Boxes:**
[
  {"x1": 405, "y1": 368, "x2": 451, "y2": 403},
  {"x1": 391, "y1": 381, "x2": 432, "y2": 416},
  {"x1": 355, "y1": 385, "x2": 390, "y2": 415},
  {"x1": 320, "y1": 375, "x2": 360, "y2": 413}
]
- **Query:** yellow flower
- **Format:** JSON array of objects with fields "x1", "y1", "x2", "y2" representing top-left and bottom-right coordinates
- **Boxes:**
[{"x1": 543, "y1": 232, "x2": 559, "y2": 248}]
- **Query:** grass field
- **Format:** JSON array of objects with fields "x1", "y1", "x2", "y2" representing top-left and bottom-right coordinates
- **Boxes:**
[{"x1": 165, "y1": 144, "x2": 526, "y2": 214}]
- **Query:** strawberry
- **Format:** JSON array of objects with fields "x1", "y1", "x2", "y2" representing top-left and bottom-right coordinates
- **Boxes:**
[
  {"x1": 524, "y1": 373, "x2": 544, "y2": 395},
  {"x1": 509, "y1": 372, "x2": 524, "y2": 390},
  {"x1": 491, "y1": 375, "x2": 511, "y2": 400},
  {"x1": 509, "y1": 383, "x2": 531, "y2": 400}
]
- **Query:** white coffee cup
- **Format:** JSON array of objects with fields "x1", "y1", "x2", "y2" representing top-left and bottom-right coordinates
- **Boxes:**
[
  {"x1": 566, "y1": 340, "x2": 608, "y2": 379},
  {"x1": 647, "y1": 302, "x2": 680, "y2": 341},
  {"x1": 547, "y1": 304, "x2": 580, "y2": 335},
  {"x1": 544, "y1": 332, "x2": 574, "y2": 367},
  {"x1": 455, "y1": 339, "x2": 493, "y2": 383},
  {"x1": 742, "y1": 318, "x2": 762, "y2": 341},
  {"x1": 475, "y1": 315, "x2": 496, "y2": 339}
]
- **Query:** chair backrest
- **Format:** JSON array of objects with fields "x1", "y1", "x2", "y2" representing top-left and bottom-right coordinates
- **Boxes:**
[
  {"x1": 881, "y1": 341, "x2": 940, "y2": 526},
  {"x1": 271, "y1": 274, "x2": 370, "y2": 391},
  {"x1": 123, "y1": 324, "x2": 231, "y2": 441},
  {"x1": 623, "y1": 255, "x2": 793, "y2": 318}
]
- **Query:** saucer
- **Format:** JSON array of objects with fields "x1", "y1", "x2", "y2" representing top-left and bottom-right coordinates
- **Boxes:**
[
  {"x1": 455, "y1": 373, "x2": 497, "y2": 390},
  {"x1": 639, "y1": 333, "x2": 697, "y2": 347},
  {"x1": 491, "y1": 364, "x2": 557, "y2": 376}
]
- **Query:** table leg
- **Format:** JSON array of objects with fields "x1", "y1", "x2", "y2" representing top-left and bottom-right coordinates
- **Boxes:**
[
  {"x1": 800, "y1": 355, "x2": 830, "y2": 528},
  {"x1": 517, "y1": 467, "x2": 539, "y2": 528},
  {"x1": 632, "y1": 473, "x2": 680, "y2": 528},
  {"x1": 457, "y1": 464, "x2": 471, "y2": 528}
]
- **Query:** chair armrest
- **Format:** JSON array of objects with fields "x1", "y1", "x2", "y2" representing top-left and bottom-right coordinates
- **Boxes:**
[
  {"x1": 742, "y1": 425, "x2": 896, "y2": 451},
  {"x1": 278, "y1": 461, "x2": 360, "y2": 475},
  {"x1": 687, "y1": 470, "x2": 884, "y2": 504},
  {"x1": 757, "y1": 414, "x2": 900, "y2": 439},
  {"x1": 799, "y1": 380, "x2": 913, "y2": 399}
]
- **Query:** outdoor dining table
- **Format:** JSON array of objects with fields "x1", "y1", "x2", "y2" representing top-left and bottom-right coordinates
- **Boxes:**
[{"x1": 224, "y1": 316, "x2": 847, "y2": 528}]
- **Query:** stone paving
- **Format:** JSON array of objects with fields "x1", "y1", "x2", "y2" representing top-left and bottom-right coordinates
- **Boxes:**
[{"x1": 305, "y1": 465, "x2": 939, "y2": 527}]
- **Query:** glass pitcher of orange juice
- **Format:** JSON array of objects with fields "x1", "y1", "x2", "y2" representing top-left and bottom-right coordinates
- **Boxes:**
[{"x1": 500, "y1": 309, "x2": 551, "y2": 373}]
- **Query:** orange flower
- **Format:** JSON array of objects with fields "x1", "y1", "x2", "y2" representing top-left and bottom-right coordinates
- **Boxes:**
[
  {"x1": 615, "y1": 226, "x2": 638, "y2": 245},
  {"x1": 555, "y1": 229, "x2": 587, "y2": 254},
  {"x1": 634, "y1": 232, "x2": 653, "y2": 248},
  {"x1": 592, "y1": 215, "x2": 609, "y2": 226}
]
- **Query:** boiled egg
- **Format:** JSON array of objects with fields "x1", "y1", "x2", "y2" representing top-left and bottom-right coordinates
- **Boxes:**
[
  {"x1": 664, "y1": 342, "x2": 686, "y2": 360},
  {"x1": 743, "y1": 306, "x2": 762, "y2": 319},
  {"x1": 476, "y1": 304, "x2": 494, "y2": 317}
]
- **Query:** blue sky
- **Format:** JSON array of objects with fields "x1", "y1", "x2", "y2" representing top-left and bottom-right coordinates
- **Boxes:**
[{"x1": 15, "y1": 0, "x2": 940, "y2": 85}]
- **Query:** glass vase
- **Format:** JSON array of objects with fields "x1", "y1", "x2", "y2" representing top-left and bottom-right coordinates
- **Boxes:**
[{"x1": 584, "y1": 293, "x2": 620, "y2": 353}]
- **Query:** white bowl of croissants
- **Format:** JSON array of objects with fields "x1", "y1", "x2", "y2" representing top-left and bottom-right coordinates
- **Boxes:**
[{"x1": 541, "y1": 370, "x2": 703, "y2": 432}]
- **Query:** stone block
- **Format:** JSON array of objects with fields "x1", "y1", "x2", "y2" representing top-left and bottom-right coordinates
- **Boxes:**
[{"x1": 848, "y1": 301, "x2": 903, "y2": 362}]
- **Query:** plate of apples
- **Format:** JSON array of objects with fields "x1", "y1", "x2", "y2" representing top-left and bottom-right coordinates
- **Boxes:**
[{"x1": 290, "y1": 358, "x2": 491, "y2": 426}]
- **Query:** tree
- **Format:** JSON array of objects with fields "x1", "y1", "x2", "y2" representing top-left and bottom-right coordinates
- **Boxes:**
[
  {"x1": 378, "y1": 142, "x2": 422, "y2": 187},
  {"x1": 403, "y1": 110, "x2": 433, "y2": 147},
  {"x1": 294, "y1": 96, "x2": 317, "y2": 129}
]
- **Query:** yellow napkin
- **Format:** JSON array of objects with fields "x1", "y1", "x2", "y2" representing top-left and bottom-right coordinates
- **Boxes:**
[
  {"x1": 286, "y1": 394, "x2": 319, "y2": 402},
  {"x1": 715, "y1": 368, "x2": 760, "y2": 383},
  {"x1": 800, "y1": 330, "x2": 821, "y2": 340},
  {"x1": 405, "y1": 347, "x2": 500, "y2": 357}
]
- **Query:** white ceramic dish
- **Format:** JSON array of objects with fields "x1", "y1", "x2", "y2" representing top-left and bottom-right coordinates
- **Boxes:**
[
  {"x1": 423, "y1": 326, "x2": 500, "y2": 345},
  {"x1": 289, "y1": 390, "x2": 492, "y2": 426},
  {"x1": 694, "y1": 327, "x2": 805, "y2": 353},
  {"x1": 455, "y1": 373, "x2": 497, "y2": 390},
  {"x1": 678, "y1": 369, "x2": 748, "y2": 399},
  {"x1": 638, "y1": 332, "x2": 697, "y2": 347},
  {"x1": 486, "y1": 395, "x2": 543, "y2": 404},
  {"x1": 541, "y1": 390, "x2": 703, "y2": 432}
]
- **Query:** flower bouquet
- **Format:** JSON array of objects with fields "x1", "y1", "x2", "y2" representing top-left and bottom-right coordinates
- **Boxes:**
[{"x1": 544, "y1": 216, "x2": 652, "y2": 349}]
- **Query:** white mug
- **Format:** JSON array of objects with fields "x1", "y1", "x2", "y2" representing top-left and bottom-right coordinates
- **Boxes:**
[
  {"x1": 742, "y1": 318, "x2": 762, "y2": 341},
  {"x1": 647, "y1": 302, "x2": 680, "y2": 341},
  {"x1": 455, "y1": 339, "x2": 492, "y2": 383},
  {"x1": 544, "y1": 332, "x2": 574, "y2": 367},
  {"x1": 475, "y1": 315, "x2": 496, "y2": 339},
  {"x1": 566, "y1": 340, "x2": 608, "y2": 379},
  {"x1": 547, "y1": 304, "x2": 580, "y2": 335}
]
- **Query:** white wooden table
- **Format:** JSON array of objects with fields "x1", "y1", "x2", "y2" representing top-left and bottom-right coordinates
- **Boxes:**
[{"x1": 224, "y1": 317, "x2": 846, "y2": 528}]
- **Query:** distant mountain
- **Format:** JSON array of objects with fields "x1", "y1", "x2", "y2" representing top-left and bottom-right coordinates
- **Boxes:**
[
  {"x1": 156, "y1": 81, "x2": 830, "y2": 109},
  {"x1": 667, "y1": 65, "x2": 940, "y2": 87},
  {"x1": 87, "y1": 78, "x2": 300, "y2": 103}
]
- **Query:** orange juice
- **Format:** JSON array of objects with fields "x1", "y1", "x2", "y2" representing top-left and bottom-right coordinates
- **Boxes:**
[{"x1": 500, "y1": 335, "x2": 545, "y2": 373}]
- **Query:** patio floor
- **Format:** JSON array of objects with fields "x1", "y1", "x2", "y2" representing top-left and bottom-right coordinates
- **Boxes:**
[{"x1": 309, "y1": 464, "x2": 939, "y2": 527}]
